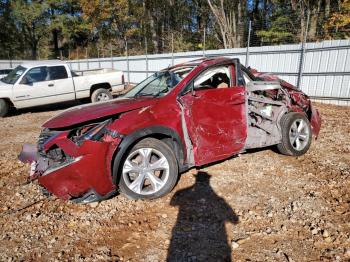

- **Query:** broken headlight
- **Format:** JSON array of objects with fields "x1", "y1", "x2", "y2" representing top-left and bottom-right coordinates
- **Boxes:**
[{"x1": 70, "y1": 119, "x2": 112, "y2": 144}]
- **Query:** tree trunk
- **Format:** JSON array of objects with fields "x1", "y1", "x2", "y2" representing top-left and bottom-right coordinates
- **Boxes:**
[
  {"x1": 29, "y1": 23, "x2": 38, "y2": 60},
  {"x1": 325, "y1": 0, "x2": 330, "y2": 18},
  {"x1": 157, "y1": 16, "x2": 163, "y2": 53},
  {"x1": 150, "y1": 16, "x2": 158, "y2": 53},
  {"x1": 308, "y1": 0, "x2": 321, "y2": 41},
  {"x1": 207, "y1": 0, "x2": 247, "y2": 49},
  {"x1": 52, "y1": 28, "x2": 59, "y2": 58},
  {"x1": 196, "y1": 1, "x2": 202, "y2": 32},
  {"x1": 145, "y1": 0, "x2": 159, "y2": 53},
  {"x1": 300, "y1": 4, "x2": 305, "y2": 42},
  {"x1": 31, "y1": 41, "x2": 38, "y2": 60}
]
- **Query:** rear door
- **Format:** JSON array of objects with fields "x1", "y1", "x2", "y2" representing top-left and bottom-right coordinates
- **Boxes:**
[
  {"x1": 47, "y1": 65, "x2": 75, "y2": 102},
  {"x1": 180, "y1": 63, "x2": 246, "y2": 166}
]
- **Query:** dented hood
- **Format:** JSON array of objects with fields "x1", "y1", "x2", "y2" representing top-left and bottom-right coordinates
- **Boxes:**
[{"x1": 43, "y1": 97, "x2": 156, "y2": 129}]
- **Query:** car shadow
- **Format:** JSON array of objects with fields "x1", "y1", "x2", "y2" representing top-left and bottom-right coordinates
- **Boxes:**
[
  {"x1": 7, "y1": 100, "x2": 88, "y2": 117},
  {"x1": 167, "y1": 171, "x2": 239, "y2": 262},
  {"x1": 195, "y1": 145, "x2": 281, "y2": 172}
]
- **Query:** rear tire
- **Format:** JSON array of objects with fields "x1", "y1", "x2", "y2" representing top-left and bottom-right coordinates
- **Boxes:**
[
  {"x1": 0, "y1": 99, "x2": 9, "y2": 117},
  {"x1": 91, "y1": 88, "x2": 113, "y2": 103},
  {"x1": 119, "y1": 138, "x2": 178, "y2": 200},
  {"x1": 277, "y1": 112, "x2": 312, "y2": 156}
]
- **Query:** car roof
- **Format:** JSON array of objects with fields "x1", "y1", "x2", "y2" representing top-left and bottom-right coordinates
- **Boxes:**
[
  {"x1": 20, "y1": 60, "x2": 67, "y2": 68},
  {"x1": 172, "y1": 56, "x2": 235, "y2": 68}
]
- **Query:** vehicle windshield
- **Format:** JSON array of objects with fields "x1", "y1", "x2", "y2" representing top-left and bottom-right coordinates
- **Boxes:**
[
  {"x1": 123, "y1": 66, "x2": 194, "y2": 98},
  {"x1": 1, "y1": 66, "x2": 27, "y2": 84}
]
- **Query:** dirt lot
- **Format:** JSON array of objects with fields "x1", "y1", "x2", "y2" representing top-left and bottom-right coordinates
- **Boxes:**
[{"x1": 0, "y1": 102, "x2": 349, "y2": 262}]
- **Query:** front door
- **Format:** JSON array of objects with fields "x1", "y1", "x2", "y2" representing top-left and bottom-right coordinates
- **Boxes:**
[
  {"x1": 180, "y1": 64, "x2": 246, "y2": 166},
  {"x1": 13, "y1": 66, "x2": 56, "y2": 108}
]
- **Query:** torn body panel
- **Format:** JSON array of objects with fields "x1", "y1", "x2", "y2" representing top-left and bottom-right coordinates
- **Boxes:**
[
  {"x1": 180, "y1": 87, "x2": 246, "y2": 166},
  {"x1": 19, "y1": 127, "x2": 121, "y2": 202},
  {"x1": 38, "y1": 140, "x2": 116, "y2": 200},
  {"x1": 177, "y1": 99, "x2": 195, "y2": 166},
  {"x1": 244, "y1": 80, "x2": 320, "y2": 149},
  {"x1": 245, "y1": 81, "x2": 289, "y2": 148}
]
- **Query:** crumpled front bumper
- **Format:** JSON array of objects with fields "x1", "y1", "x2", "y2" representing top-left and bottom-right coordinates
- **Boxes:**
[{"x1": 18, "y1": 135, "x2": 121, "y2": 203}]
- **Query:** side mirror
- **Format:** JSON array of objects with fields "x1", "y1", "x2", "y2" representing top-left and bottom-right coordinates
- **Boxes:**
[{"x1": 20, "y1": 76, "x2": 32, "y2": 85}]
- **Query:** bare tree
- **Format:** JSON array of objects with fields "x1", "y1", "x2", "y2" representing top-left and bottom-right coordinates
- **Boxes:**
[{"x1": 207, "y1": 0, "x2": 245, "y2": 48}]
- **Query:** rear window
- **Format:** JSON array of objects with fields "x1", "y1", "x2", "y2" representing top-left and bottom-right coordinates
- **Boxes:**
[
  {"x1": 48, "y1": 66, "x2": 68, "y2": 80},
  {"x1": 0, "y1": 69, "x2": 11, "y2": 74}
]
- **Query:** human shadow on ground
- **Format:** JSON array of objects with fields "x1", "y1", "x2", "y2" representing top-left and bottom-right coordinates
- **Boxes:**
[{"x1": 167, "y1": 171, "x2": 239, "y2": 262}]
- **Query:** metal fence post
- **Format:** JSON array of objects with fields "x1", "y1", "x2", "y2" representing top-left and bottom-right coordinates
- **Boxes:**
[
  {"x1": 203, "y1": 28, "x2": 206, "y2": 57},
  {"x1": 145, "y1": 37, "x2": 149, "y2": 77},
  {"x1": 97, "y1": 46, "x2": 101, "y2": 69},
  {"x1": 8, "y1": 52, "x2": 13, "y2": 68},
  {"x1": 86, "y1": 48, "x2": 90, "y2": 69},
  {"x1": 77, "y1": 49, "x2": 80, "y2": 70},
  {"x1": 126, "y1": 38, "x2": 130, "y2": 84},
  {"x1": 245, "y1": 20, "x2": 252, "y2": 67},
  {"x1": 110, "y1": 44, "x2": 113, "y2": 69},
  {"x1": 297, "y1": 10, "x2": 310, "y2": 89}
]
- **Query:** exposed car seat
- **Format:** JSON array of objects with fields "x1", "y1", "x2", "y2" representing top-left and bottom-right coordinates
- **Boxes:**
[{"x1": 212, "y1": 73, "x2": 230, "y2": 88}]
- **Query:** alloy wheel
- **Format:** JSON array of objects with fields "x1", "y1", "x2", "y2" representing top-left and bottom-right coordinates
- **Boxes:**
[
  {"x1": 289, "y1": 119, "x2": 310, "y2": 151},
  {"x1": 122, "y1": 148, "x2": 170, "y2": 195}
]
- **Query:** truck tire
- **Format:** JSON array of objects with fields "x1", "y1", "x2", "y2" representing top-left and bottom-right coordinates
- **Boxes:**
[
  {"x1": 91, "y1": 88, "x2": 113, "y2": 103},
  {"x1": 0, "y1": 99, "x2": 9, "y2": 117},
  {"x1": 277, "y1": 112, "x2": 312, "y2": 156},
  {"x1": 119, "y1": 138, "x2": 179, "y2": 200}
]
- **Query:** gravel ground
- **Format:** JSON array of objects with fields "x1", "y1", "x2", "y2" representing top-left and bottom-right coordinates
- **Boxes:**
[{"x1": 0, "y1": 102, "x2": 349, "y2": 262}]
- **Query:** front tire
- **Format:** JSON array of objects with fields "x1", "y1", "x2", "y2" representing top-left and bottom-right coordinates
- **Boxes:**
[
  {"x1": 119, "y1": 138, "x2": 178, "y2": 200},
  {"x1": 0, "y1": 99, "x2": 9, "y2": 117},
  {"x1": 277, "y1": 112, "x2": 312, "y2": 156},
  {"x1": 91, "y1": 88, "x2": 113, "y2": 103}
]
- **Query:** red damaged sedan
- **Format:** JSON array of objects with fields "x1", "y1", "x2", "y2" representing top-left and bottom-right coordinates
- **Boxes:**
[{"x1": 19, "y1": 57, "x2": 321, "y2": 203}]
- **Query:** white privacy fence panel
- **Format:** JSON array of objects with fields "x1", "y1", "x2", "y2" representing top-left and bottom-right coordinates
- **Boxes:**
[{"x1": 0, "y1": 39, "x2": 349, "y2": 105}]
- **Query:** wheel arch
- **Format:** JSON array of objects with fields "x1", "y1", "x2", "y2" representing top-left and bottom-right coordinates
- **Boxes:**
[
  {"x1": 90, "y1": 83, "x2": 112, "y2": 96},
  {"x1": 111, "y1": 125, "x2": 186, "y2": 185},
  {"x1": 0, "y1": 97, "x2": 14, "y2": 107}
]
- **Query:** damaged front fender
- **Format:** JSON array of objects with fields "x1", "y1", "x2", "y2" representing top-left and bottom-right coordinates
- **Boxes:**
[{"x1": 18, "y1": 130, "x2": 122, "y2": 202}]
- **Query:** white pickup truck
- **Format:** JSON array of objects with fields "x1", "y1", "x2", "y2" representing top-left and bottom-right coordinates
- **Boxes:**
[{"x1": 0, "y1": 61, "x2": 125, "y2": 117}]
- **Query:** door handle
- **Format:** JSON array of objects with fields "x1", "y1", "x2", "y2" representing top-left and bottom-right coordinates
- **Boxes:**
[{"x1": 48, "y1": 83, "x2": 54, "y2": 87}]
